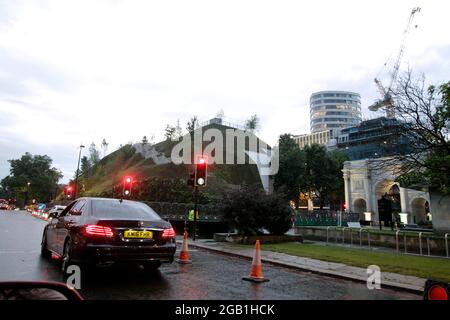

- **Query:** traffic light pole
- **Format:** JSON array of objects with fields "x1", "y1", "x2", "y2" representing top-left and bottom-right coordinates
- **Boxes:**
[{"x1": 193, "y1": 185, "x2": 198, "y2": 241}]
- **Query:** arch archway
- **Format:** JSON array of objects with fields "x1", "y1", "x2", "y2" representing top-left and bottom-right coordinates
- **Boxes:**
[
  {"x1": 375, "y1": 180, "x2": 401, "y2": 213},
  {"x1": 410, "y1": 198, "x2": 429, "y2": 224},
  {"x1": 353, "y1": 198, "x2": 367, "y2": 214}
]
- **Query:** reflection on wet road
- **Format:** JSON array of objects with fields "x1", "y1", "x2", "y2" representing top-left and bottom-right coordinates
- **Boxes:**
[{"x1": 0, "y1": 211, "x2": 420, "y2": 300}]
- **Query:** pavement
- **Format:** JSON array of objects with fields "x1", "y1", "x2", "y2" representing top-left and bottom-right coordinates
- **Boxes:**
[{"x1": 177, "y1": 237, "x2": 427, "y2": 293}]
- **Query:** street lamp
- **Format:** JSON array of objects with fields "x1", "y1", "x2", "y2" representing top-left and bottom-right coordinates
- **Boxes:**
[
  {"x1": 24, "y1": 182, "x2": 31, "y2": 208},
  {"x1": 74, "y1": 144, "x2": 85, "y2": 199}
]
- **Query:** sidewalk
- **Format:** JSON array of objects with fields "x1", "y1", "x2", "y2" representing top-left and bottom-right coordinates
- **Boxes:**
[{"x1": 176, "y1": 237, "x2": 426, "y2": 293}]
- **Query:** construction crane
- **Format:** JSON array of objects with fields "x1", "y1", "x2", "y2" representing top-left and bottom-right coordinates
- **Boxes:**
[{"x1": 369, "y1": 7, "x2": 421, "y2": 118}]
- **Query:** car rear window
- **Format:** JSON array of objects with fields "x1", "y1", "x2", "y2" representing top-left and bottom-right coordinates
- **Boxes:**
[{"x1": 91, "y1": 200, "x2": 161, "y2": 220}]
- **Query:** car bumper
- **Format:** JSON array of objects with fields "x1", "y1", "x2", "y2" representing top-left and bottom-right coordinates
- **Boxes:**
[{"x1": 77, "y1": 243, "x2": 177, "y2": 265}]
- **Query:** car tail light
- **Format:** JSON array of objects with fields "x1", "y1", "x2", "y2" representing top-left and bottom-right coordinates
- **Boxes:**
[
  {"x1": 161, "y1": 228, "x2": 176, "y2": 239},
  {"x1": 83, "y1": 224, "x2": 114, "y2": 237}
]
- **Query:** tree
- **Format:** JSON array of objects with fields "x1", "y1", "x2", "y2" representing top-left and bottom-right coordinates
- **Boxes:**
[
  {"x1": 80, "y1": 156, "x2": 92, "y2": 177},
  {"x1": 89, "y1": 142, "x2": 100, "y2": 166},
  {"x1": 0, "y1": 152, "x2": 62, "y2": 204},
  {"x1": 142, "y1": 136, "x2": 149, "y2": 146},
  {"x1": 164, "y1": 125, "x2": 176, "y2": 141},
  {"x1": 221, "y1": 185, "x2": 292, "y2": 236},
  {"x1": 274, "y1": 134, "x2": 348, "y2": 210},
  {"x1": 101, "y1": 139, "x2": 108, "y2": 158},
  {"x1": 377, "y1": 72, "x2": 450, "y2": 194},
  {"x1": 175, "y1": 119, "x2": 183, "y2": 139},
  {"x1": 278, "y1": 133, "x2": 298, "y2": 156},
  {"x1": 245, "y1": 114, "x2": 260, "y2": 132},
  {"x1": 304, "y1": 145, "x2": 348, "y2": 209},
  {"x1": 273, "y1": 134, "x2": 306, "y2": 208},
  {"x1": 186, "y1": 116, "x2": 199, "y2": 134}
]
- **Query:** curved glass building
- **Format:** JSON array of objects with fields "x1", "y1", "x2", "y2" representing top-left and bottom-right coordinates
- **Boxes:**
[{"x1": 310, "y1": 91, "x2": 362, "y2": 133}]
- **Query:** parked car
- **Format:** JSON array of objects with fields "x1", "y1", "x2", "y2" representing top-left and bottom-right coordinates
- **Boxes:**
[
  {"x1": 45, "y1": 205, "x2": 67, "y2": 220},
  {"x1": 41, "y1": 197, "x2": 177, "y2": 272}
]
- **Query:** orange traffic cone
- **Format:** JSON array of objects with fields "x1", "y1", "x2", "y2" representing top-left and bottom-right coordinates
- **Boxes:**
[
  {"x1": 176, "y1": 231, "x2": 192, "y2": 264},
  {"x1": 242, "y1": 240, "x2": 269, "y2": 283}
]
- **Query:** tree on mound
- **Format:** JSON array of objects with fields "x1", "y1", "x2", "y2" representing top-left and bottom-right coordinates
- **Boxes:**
[{"x1": 221, "y1": 185, "x2": 293, "y2": 236}]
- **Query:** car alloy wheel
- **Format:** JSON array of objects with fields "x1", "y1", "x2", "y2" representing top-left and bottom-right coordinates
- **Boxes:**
[
  {"x1": 61, "y1": 240, "x2": 72, "y2": 273},
  {"x1": 40, "y1": 233, "x2": 51, "y2": 258}
]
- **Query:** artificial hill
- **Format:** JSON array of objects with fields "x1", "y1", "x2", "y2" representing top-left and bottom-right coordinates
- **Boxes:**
[{"x1": 73, "y1": 119, "x2": 272, "y2": 203}]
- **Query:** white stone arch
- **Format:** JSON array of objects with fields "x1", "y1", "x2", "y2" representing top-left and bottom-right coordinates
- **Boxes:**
[
  {"x1": 410, "y1": 197, "x2": 429, "y2": 224},
  {"x1": 374, "y1": 179, "x2": 399, "y2": 199},
  {"x1": 353, "y1": 198, "x2": 367, "y2": 214}
]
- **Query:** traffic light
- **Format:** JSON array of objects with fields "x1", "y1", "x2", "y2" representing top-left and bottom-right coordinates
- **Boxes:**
[
  {"x1": 123, "y1": 176, "x2": 133, "y2": 198},
  {"x1": 187, "y1": 172, "x2": 195, "y2": 187},
  {"x1": 423, "y1": 280, "x2": 449, "y2": 300},
  {"x1": 195, "y1": 156, "x2": 207, "y2": 187},
  {"x1": 64, "y1": 186, "x2": 73, "y2": 199}
]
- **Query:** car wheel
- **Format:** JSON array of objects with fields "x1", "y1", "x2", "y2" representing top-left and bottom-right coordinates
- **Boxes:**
[
  {"x1": 61, "y1": 239, "x2": 73, "y2": 273},
  {"x1": 40, "y1": 232, "x2": 51, "y2": 258},
  {"x1": 143, "y1": 261, "x2": 161, "y2": 271}
]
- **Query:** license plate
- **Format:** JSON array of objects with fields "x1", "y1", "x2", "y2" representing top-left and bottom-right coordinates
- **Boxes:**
[{"x1": 124, "y1": 230, "x2": 153, "y2": 239}]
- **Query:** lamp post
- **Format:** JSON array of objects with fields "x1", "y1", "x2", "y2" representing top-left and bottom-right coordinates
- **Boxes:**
[
  {"x1": 24, "y1": 182, "x2": 31, "y2": 208},
  {"x1": 74, "y1": 144, "x2": 85, "y2": 199}
]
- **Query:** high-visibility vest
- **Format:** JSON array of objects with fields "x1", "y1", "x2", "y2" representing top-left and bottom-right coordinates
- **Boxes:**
[{"x1": 188, "y1": 210, "x2": 199, "y2": 221}]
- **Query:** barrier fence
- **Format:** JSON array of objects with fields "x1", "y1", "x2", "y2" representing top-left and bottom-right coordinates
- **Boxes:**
[
  {"x1": 322, "y1": 226, "x2": 449, "y2": 259},
  {"x1": 144, "y1": 201, "x2": 221, "y2": 221},
  {"x1": 294, "y1": 210, "x2": 360, "y2": 227}
]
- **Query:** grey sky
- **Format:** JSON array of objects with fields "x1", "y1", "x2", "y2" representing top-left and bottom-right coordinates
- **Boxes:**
[{"x1": 0, "y1": 0, "x2": 449, "y2": 182}]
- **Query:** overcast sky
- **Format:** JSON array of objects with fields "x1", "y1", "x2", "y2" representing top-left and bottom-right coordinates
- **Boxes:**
[{"x1": 0, "y1": 0, "x2": 449, "y2": 183}]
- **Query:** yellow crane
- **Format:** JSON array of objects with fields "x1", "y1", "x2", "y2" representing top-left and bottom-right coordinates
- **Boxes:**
[{"x1": 369, "y1": 7, "x2": 421, "y2": 118}]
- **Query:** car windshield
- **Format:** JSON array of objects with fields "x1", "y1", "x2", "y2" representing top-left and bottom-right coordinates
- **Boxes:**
[{"x1": 91, "y1": 200, "x2": 161, "y2": 220}]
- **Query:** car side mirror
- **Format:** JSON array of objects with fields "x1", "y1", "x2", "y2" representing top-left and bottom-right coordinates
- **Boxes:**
[
  {"x1": 69, "y1": 209, "x2": 82, "y2": 216},
  {"x1": 49, "y1": 212, "x2": 58, "y2": 219},
  {"x1": 0, "y1": 281, "x2": 83, "y2": 300}
]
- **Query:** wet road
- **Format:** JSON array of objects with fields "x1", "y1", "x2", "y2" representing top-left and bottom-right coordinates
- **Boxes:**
[{"x1": 0, "y1": 211, "x2": 420, "y2": 300}]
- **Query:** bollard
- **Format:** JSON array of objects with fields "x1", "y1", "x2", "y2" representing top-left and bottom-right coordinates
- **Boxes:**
[
  {"x1": 419, "y1": 232, "x2": 423, "y2": 255},
  {"x1": 326, "y1": 226, "x2": 330, "y2": 245},
  {"x1": 335, "y1": 227, "x2": 338, "y2": 243},
  {"x1": 395, "y1": 230, "x2": 400, "y2": 253},
  {"x1": 404, "y1": 234, "x2": 407, "y2": 253},
  {"x1": 427, "y1": 236, "x2": 430, "y2": 256},
  {"x1": 359, "y1": 229, "x2": 363, "y2": 246},
  {"x1": 367, "y1": 230, "x2": 371, "y2": 249},
  {"x1": 445, "y1": 234, "x2": 449, "y2": 258}
]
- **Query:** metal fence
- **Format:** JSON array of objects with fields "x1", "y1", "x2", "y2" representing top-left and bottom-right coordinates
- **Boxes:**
[
  {"x1": 144, "y1": 201, "x2": 222, "y2": 221},
  {"x1": 294, "y1": 210, "x2": 360, "y2": 227},
  {"x1": 322, "y1": 226, "x2": 449, "y2": 259}
]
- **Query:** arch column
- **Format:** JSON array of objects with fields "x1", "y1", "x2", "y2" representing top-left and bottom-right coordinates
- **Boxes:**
[
  {"x1": 363, "y1": 174, "x2": 373, "y2": 213},
  {"x1": 399, "y1": 187, "x2": 410, "y2": 223},
  {"x1": 343, "y1": 171, "x2": 351, "y2": 212}
]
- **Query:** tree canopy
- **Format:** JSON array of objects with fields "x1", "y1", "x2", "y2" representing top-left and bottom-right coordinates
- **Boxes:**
[
  {"x1": 380, "y1": 72, "x2": 450, "y2": 195},
  {"x1": 273, "y1": 134, "x2": 348, "y2": 209},
  {"x1": 0, "y1": 152, "x2": 62, "y2": 204}
]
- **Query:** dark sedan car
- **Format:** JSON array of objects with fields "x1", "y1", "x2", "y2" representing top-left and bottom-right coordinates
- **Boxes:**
[{"x1": 41, "y1": 197, "x2": 176, "y2": 272}]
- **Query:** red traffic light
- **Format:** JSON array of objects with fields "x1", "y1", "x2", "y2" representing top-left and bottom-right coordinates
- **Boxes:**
[
  {"x1": 428, "y1": 285, "x2": 449, "y2": 300},
  {"x1": 423, "y1": 280, "x2": 449, "y2": 300},
  {"x1": 67, "y1": 187, "x2": 72, "y2": 192},
  {"x1": 122, "y1": 176, "x2": 134, "y2": 198},
  {"x1": 195, "y1": 156, "x2": 208, "y2": 187}
]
